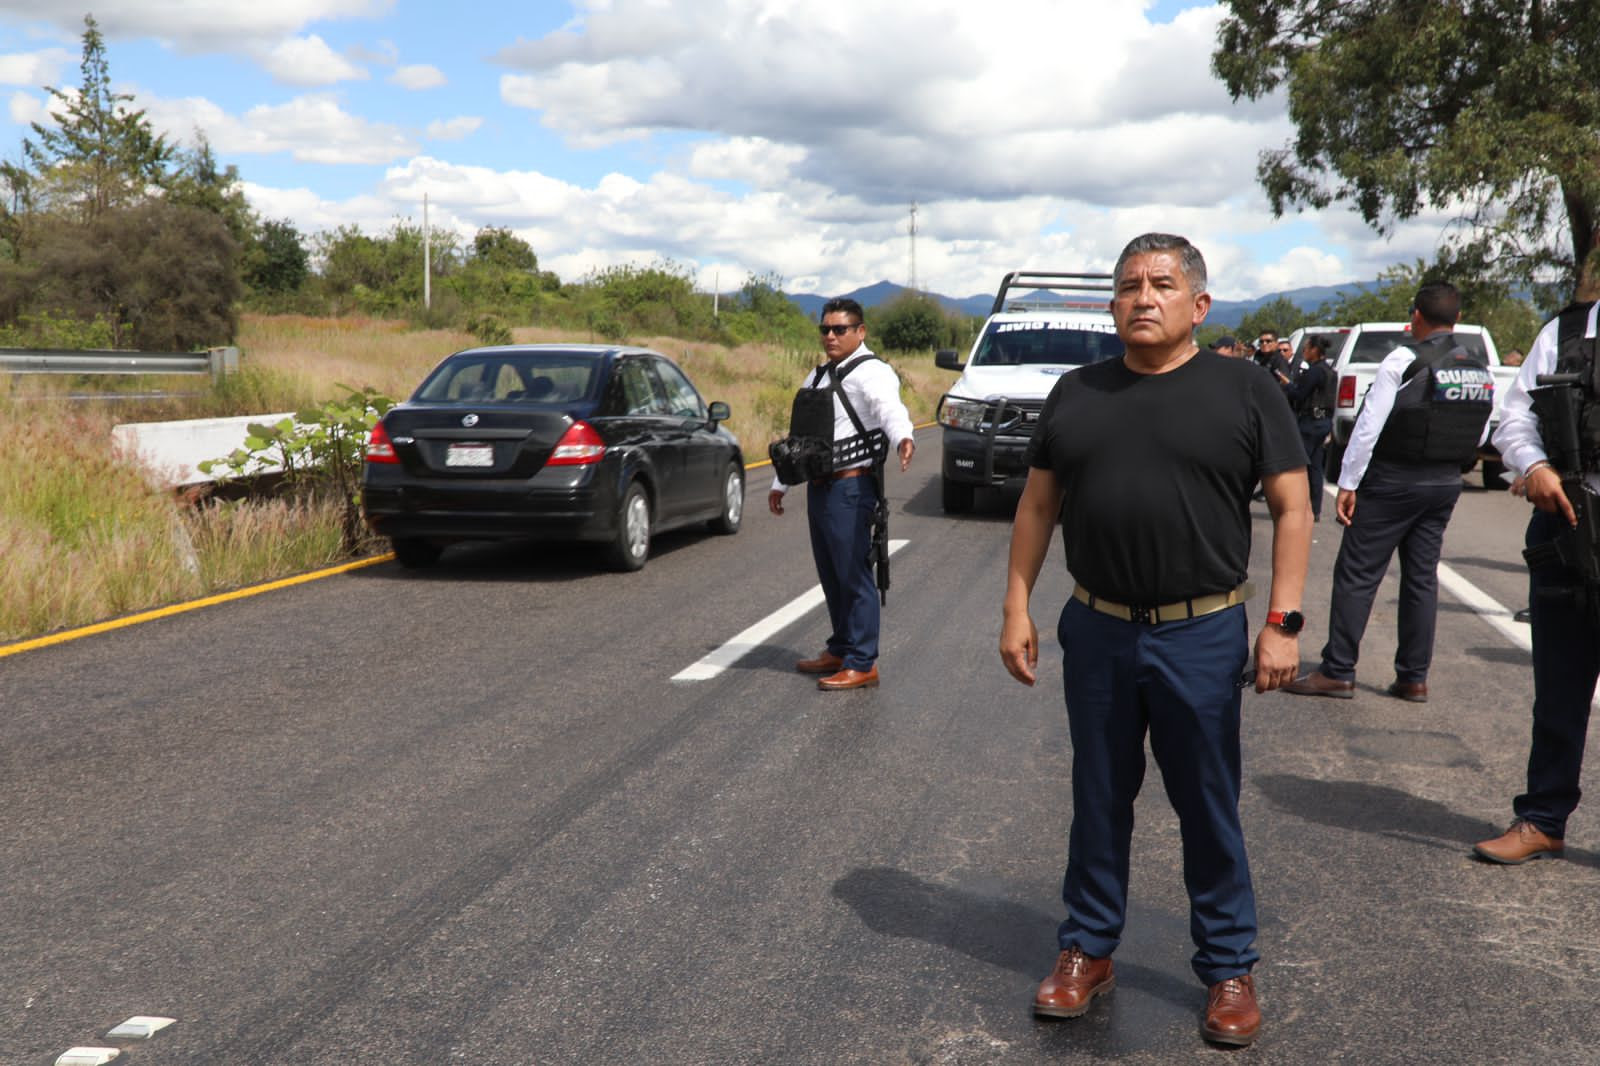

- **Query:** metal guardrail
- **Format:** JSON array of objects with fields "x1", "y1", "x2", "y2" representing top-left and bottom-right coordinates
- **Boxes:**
[{"x1": 0, "y1": 346, "x2": 239, "y2": 380}]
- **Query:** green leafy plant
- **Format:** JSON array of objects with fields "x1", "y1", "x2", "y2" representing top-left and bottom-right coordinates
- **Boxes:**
[{"x1": 199, "y1": 384, "x2": 394, "y2": 552}]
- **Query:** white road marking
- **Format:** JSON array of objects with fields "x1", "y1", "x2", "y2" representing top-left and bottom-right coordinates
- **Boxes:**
[{"x1": 672, "y1": 539, "x2": 909, "y2": 682}]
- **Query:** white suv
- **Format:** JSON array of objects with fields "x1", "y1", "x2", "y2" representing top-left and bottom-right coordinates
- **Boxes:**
[{"x1": 934, "y1": 271, "x2": 1120, "y2": 512}]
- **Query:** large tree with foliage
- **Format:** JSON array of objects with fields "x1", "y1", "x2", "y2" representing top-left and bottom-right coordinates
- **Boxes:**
[
  {"x1": 22, "y1": 15, "x2": 171, "y2": 221},
  {"x1": 1213, "y1": 0, "x2": 1600, "y2": 302}
]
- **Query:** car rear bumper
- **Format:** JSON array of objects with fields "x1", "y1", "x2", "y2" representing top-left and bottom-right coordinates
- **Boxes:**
[{"x1": 361, "y1": 466, "x2": 619, "y2": 543}]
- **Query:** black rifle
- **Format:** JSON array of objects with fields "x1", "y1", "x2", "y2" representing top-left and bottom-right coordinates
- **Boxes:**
[
  {"x1": 870, "y1": 461, "x2": 891, "y2": 605},
  {"x1": 1524, "y1": 373, "x2": 1600, "y2": 627}
]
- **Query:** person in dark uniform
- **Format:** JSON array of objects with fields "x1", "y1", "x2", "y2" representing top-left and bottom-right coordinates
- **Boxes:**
[
  {"x1": 1282, "y1": 334, "x2": 1337, "y2": 519},
  {"x1": 1473, "y1": 299, "x2": 1600, "y2": 863},
  {"x1": 1000, "y1": 233, "x2": 1312, "y2": 1048},
  {"x1": 1283, "y1": 281, "x2": 1493, "y2": 703}
]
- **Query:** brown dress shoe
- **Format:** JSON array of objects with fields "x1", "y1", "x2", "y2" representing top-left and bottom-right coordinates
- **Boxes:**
[
  {"x1": 1201, "y1": 974, "x2": 1261, "y2": 1046},
  {"x1": 1387, "y1": 680, "x2": 1428, "y2": 702},
  {"x1": 1033, "y1": 947, "x2": 1115, "y2": 1018},
  {"x1": 796, "y1": 651, "x2": 844, "y2": 674},
  {"x1": 1473, "y1": 819, "x2": 1565, "y2": 864},
  {"x1": 1282, "y1": 670, "x2": 1355, "y2": 698},
  {"x1": 817, "y1": 665, "x2": 878, "y2": 691}
]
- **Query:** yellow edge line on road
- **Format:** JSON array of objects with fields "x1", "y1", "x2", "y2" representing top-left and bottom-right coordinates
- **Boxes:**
[
  {"x1": 3, "y1": 423, "x2": 938, "y2": 659},
  {"x1": 0, "y1": 553, "x2": 396, "y2": 660}
]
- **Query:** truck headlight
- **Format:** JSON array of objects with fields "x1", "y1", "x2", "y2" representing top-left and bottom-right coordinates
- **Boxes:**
[{"x1": 940, "y1": 398, "x2": 987, "y2": 432}]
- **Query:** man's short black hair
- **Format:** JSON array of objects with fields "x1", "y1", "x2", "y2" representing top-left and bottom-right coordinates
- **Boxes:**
[
  {"x1": 821, "y1": 297, "x2": 865, "y2": 324},
  {"x1": 1412, "y1": 281, "x2": 1461, "y2": 328},
  {"x1": 1306, "y1": 335, "x2": 1330, "y2": 355}
]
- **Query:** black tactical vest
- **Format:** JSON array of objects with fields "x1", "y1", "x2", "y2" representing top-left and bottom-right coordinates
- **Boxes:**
[
  {"x1": 1550, "y1": 301, "x2": 1600, "y2": 472},
  {"x1": 1371, "y1": 332, "x2": 1495, "y2": 464}
]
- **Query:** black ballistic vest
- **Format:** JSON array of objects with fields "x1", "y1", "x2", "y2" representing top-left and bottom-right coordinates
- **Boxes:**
[
  {"x1": 1294, "y1": 360, "x2": 1337, "y2": 419},
  {"x1": 1550, "y1": 301, "x2": 1600, "y2": 473},
  {"x1": 768, "y1": 354, "x2": 885, "y2": 484},
  {"x1": 1371, "y1": 332, "x2": 1494, "y2": 464}
]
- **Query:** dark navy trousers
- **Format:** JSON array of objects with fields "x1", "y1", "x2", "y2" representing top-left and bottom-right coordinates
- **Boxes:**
[
  {"x1": 1298, "y1": 417, "x2": 1331, "y2": 519},
  {"x1": 1055, "y1": 598, "x2": 1259, "y2": 985},
  {"x1": 1319, "y1": 474, "x2": 1462, "y2": 684},
  {"x1": 1514, "y1": 509, "x2": 1600, "y2": 837},
  {"x1": 806, "y1": 475, "x2": 879, "y2": 672}
]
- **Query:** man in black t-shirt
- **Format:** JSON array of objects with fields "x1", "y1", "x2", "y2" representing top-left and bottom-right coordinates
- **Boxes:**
[{"x1": 1001, "y1": 234, "x2": 1312, "y2": 1048}]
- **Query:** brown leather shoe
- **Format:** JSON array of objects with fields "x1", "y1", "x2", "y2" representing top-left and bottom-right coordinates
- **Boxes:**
[
  {"x1": 1033, "y1": 947, "x2": 1115, "y2": 1018},
  {"x1": 796, "y1": 651, "x2": 844, "y2": 674},
  {"x1": 1387, "y1": 680, "x2": 1428, "y2": 702},
  {"x1": 1282, "y1": 670, "x2": 1355, "y2": 698},
  {"x1": 1201, "y1": 974, "x2": 1261, "y2": 1046},
  {"x1": 1473, "y1": 819, "x2": 1564, "y2": 864},
  {"x1": 817, "y1": 665, "x2": 878, "y2": 691}
]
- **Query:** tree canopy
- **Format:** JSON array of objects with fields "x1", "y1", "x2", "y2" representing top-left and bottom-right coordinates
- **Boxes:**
[{"x1": 1214, "y1": 0, "x2": 1600, "y2": 302}]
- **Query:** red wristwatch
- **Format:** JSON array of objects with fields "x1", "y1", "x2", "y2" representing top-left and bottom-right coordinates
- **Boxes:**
[{"x1": 1266, "y1": 609, "x2": 1305, "y2": 634}]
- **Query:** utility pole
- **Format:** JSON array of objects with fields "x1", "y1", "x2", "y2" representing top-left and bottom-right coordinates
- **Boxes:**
[
  {"x1": 908, "y1": 202, "x2": 919, "y2": 294},
  {"x1": 423, "y1": 192, "x2": 432, "y2": 311}
]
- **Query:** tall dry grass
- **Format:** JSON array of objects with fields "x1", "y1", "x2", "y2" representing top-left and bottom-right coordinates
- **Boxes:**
[{"x1": 0, "y1": 314, "x2": 951, "y2": 644}]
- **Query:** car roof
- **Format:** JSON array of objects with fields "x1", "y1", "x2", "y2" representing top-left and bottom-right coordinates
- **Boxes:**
[{"x1": 448, "y1": 343, "x2": 664, "y2": 358}]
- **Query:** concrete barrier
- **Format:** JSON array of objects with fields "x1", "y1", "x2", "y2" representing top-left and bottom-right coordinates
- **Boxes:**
[{"x1": 112, "y1": 413, "x2": 296, "y2": 488}]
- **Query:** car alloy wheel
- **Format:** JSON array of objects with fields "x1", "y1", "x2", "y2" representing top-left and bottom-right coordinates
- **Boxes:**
[
  {"x1": 607, "y1": 481, "x2": 651, "y2": 571},
  {"x1": 710, "y1": 462, "x2": 744, "y2": 534}
]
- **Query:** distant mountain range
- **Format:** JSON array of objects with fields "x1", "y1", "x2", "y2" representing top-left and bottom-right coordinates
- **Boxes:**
[{"x1": 787, "y1": 279, "x2": 1382, "y2": 328}]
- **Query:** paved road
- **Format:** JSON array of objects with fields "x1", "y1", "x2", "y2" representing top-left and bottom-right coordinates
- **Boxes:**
[{"x1": 4, "y1": 427, "x2": 1596, "y2": 1065}]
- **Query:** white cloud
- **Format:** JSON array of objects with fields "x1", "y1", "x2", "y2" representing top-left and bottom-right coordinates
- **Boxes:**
[
  {"x1": 260, "y1": 34, "x2": 367, "y2": 86},
  {"x1": 389, "y1": 63, "x2": 445, "y2": 90},
  {"x1": 139, "y1": 90, "x2": 416, "y2": 164},
  {"x1": 7, "y1": 87, "x2": 45, "y2": 124},
  {"x1": 0, "y1": 47, "x2": 73, "y2": 87},
  {"x1": 0, "y1": 1, "x2": 394, "y2": 51},
  {"x1": 425, "y1": 116, "x2": 481, "y2": 141}
]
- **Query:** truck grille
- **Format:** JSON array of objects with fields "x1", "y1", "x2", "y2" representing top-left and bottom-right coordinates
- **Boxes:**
[{"x1": 989, "y1": 399, "x2": 1043, "y2": 437}]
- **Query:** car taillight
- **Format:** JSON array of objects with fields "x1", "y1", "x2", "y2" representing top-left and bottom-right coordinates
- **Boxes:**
[
  {"x1": 548, "y1": 420, "x2": 606, "y2": 465},
  {"x1": 1337, "y1": 375, "x2": 1357, "y2": 408},
  {"x1": 365, "y1": 421, "x2": 399, "y2": 463}
]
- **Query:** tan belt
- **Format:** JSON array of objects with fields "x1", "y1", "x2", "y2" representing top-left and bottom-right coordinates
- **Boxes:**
[
  {"x1": 1072, "y1": 582, "x2": 1254, "y2": 624},
  {"x1": 812, "y1": 467, "x2": 871, "y2": 485}
]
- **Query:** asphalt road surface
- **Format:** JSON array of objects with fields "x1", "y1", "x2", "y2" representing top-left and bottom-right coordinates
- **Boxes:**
[{"x1": 5, "y1": 427, "x2": 1597, "y2": 1065}]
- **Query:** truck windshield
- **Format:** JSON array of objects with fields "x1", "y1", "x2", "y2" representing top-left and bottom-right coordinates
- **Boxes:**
[
  {"x1": 970, "y1": 321, "x2": 1125, "y2": 367},
  {"x1": 1348, "y1": 330, "x2": 1490, "y2": 365}
]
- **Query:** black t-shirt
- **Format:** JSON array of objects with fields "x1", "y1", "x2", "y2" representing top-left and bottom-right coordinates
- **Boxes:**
[{"x1": 1024, "y1": 350, "x2": 1304, "y2": 604}]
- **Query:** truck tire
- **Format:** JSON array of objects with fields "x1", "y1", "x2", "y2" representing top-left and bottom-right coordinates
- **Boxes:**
[{"x1": 941, "y1": 476, "x2": 975, "y2": 514}]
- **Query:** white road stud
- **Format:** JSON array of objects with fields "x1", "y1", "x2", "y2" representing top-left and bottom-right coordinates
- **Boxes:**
[
  {"x1": 55, "y1": 1050, "x2": 120, "y2": 1066},
  {"x1": 107, "y1": 1016, "x2": 176, "y2": 1040}
]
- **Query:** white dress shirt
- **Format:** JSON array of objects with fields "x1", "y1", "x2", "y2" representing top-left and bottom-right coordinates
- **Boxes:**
[
  {"x1": 1338, "y1": 339, "x2": 1492, "y2": 491},
  {"x1": 1493, "y1": 301, "x2": 1600, "y2": 492},
  {"x1": 771, "y1": 343, "x2": 915, "y2": 493}
]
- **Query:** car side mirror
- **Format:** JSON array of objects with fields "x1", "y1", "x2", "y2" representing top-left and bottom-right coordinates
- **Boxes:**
[
  {"x1": 935, "y1": 348, "x2": 964, "y2": 371},
  {"x1": 708, "y1": 401, "x2": 731, "y2": 424}
]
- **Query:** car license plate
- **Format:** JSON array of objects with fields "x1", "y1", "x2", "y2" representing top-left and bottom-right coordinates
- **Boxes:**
[{"x1": 445, "y1": 443, "x2": 494, "y2": 468}]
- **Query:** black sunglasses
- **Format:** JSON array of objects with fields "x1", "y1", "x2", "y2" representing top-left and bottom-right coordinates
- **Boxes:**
[{"x1": 819, "y1": 323, "x2": 860, "y2": 336}]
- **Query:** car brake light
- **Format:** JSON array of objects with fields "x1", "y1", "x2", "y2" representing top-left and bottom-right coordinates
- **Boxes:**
[
  {"x1": 548, "y1": 420, "x2": 606, "y2": 465},
  {"x1": 1337, "y1": 375, "x2": 1357, "y2": 408},
  {"x1": 365, "y1": 421, "x2": 399, "y2": 463}
]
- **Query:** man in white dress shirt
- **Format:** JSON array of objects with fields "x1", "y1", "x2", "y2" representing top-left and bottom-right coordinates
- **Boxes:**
[
  {"x1": 769, "y1": 298, "x2": 915, "y2": 691},
  {"x1": 1474, "y1": 298, "x2": 1600, "y2": 863},
  {"x1": 1284, "y1": 281, "x2": 1492, "y2": 703}
]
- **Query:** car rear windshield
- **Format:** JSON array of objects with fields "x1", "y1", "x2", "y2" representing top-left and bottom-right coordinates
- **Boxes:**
[
  {"x1": 1347, "y1": 330, "x2": 1490, "y2": 365},
  {"x1": 413, "y1": 352, "x2": 600, "y2": 404},
  {"x1": 969, "y1": 320, "x2": 1125, "y2": 367}
]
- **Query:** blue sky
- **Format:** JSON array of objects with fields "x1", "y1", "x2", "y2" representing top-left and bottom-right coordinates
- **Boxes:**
[{"x1": 0, "y1": 1, "x2": 1456, "y2": 301}]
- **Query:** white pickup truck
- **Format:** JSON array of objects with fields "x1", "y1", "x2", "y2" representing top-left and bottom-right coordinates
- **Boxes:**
[
  {"x1": 934, "y1": 271, "x2": 1121, "y2": 512},
  {"x1": 1289, "y1": 322, "x2": 1521, "y2": 489}
]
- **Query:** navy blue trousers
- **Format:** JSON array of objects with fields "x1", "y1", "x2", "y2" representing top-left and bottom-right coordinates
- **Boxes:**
[
  {"x1": 1299, "y1": 417, "x2": 1331, "y2": 519},
  {"x1": 1319, "y1": 478, "x2": 1462, "y2": 684},
  {"x1": 806, "y1": 475, "x2": 879, "y2": 671},
  {"x1": 1056, "y1": 598, "x2": 1259, "y2": 985},
  {"x1": 1514, "y1": 510, "x2": 1600, "y2": 836}
]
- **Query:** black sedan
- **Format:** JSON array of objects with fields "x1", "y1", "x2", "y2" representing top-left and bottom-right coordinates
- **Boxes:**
[{"x1": 362, "y1": 344, "x2": 744, "y2": 570}]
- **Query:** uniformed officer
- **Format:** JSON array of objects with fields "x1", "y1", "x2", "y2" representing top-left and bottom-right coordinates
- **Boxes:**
[
  {"x1": 1284, "y1": 281, "x2": 1493, "y2": 702},
  {"x1": 1282, "y1": 334, "x2": 1337, "y2": 519},
  {"x1": 769, "y1": 297, "x2": 915, "y2": 691},
  {"x1": 1474, "y1": 298, "x2": 1600, "y2": 863}
]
